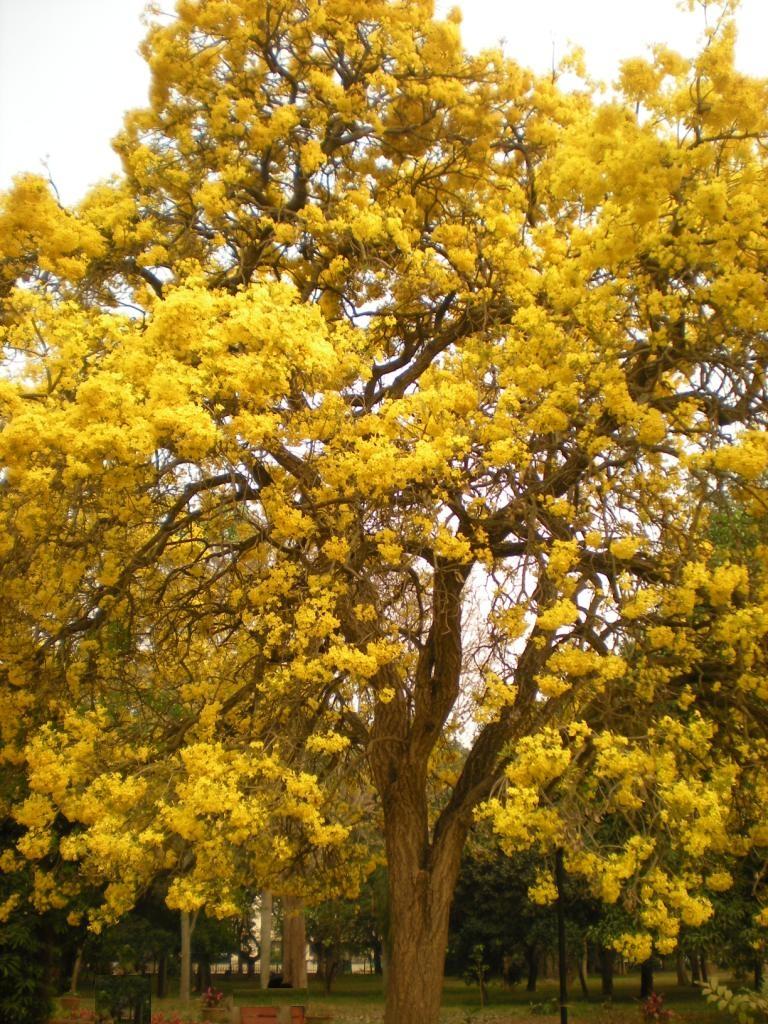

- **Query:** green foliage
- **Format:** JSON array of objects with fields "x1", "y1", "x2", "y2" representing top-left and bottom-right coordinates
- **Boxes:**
[
  {"x1": 0, "y1": 810, "x2": 51, "y2": 1024},
  {"x1": 702, "y1": 981, "x2": 768, "y2": 1024},
  {"x1": 708, "y1": 504, "x2": 767, "y2": 565},
  {"x1": 0, "y1": 905, "x2": 51, "y2": 1024},
  {"x1": 94, "y1": 913, "x2": 176, "y2": 974},
  {"x1": 448, "y1": 842, "x2": 601, "y2": 988},
  {"x1": 191, "y1": 910, "x2": 241, "y2": 963},
  {"x1": 462, "y1": 944, "x2": 490, "y2": 1007},
  {"x1": 306, "y1": 891, "x2": 381, "y2": 993},
  {"x1": 685, "y1": 858, "x2": 767, "y2": 981},
  {"x1": 94, "y1": 974, "x2": 151, "y2": 1024},
  {"x1": 448, "y1": 847, "x2": 552, "y2": 980}
]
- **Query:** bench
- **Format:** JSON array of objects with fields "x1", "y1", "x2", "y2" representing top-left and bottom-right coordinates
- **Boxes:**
[
  {"x1": 240, "y1": 1010, "x2": 278, "y2": 1024},
  {"x1": 239, "y1": 1008, "x2": 306, "y2": 1024}
]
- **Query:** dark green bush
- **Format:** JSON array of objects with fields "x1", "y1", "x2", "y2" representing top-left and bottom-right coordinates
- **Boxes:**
[{"x1": 0, "y1": 902, "x2": 51, "y2": 1024}]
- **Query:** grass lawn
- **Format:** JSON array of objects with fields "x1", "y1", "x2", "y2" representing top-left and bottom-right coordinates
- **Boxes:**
[{"x1": 55, "y1": 970, "x2": 740, "y2": 1023}]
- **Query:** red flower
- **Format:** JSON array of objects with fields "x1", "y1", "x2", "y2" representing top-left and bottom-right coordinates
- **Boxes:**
[{"x1": 201, "y1": 986, "x2": 225, "y2": 1007}]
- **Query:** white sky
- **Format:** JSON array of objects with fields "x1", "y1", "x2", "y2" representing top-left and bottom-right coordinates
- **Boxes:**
[{"x1": 1, "y1": 0, "x2": 766, "y2": 205}]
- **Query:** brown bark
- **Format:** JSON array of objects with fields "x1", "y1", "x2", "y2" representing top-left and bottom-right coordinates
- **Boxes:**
[
  {"x1": 377, "y1": 763, "x2": 468, "y2": 1022},
  {"x1": 383, "y1": 842, "x2": 461, "y2": 1024},
  {"x1": 281, "y1": 895, "x2": 307, "y2": 989}
]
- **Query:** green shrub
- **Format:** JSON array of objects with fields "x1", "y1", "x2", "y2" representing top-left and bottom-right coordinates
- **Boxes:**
[
  {"x1": 702, "y1": 981, "x2": 768, "y2": 1024},
  {"x1": 0, "y1": 905, "x2": 51, "y2": 1024}
]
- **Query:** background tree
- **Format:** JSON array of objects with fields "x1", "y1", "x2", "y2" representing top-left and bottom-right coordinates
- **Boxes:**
[
  {"x1": 306, "y1": 894, "x2": 376, "y2": 994},
  {"x1": 0, "y1": 850, "x2": 52, "y2": 1024},
  {"x1": 448, "y1": 846, "x2": 557, "y2": 992}
]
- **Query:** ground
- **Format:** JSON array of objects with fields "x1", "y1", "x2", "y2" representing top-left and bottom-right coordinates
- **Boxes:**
[{"x1": 52, "y1": 972, "x2": 740, "y2": 1023}]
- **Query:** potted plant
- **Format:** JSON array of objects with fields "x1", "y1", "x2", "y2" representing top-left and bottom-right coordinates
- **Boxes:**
[{"x1": 201, "y1": 987, "x2": 230, "y2": 1022}]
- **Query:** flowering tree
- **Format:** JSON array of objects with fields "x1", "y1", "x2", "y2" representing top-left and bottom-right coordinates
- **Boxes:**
[{"x1": 2, "y1": 2, "x2": 768, "y2": 1023}]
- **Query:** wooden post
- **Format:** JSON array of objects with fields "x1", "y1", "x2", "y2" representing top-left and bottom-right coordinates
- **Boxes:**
[{"x1": 555, "y1": 847, "x2": 568, "y2": 1024}]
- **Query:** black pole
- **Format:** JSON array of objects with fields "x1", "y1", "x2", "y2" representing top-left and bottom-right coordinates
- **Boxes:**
[{"x1": 555, "y1": 847, "x2": 568, "y2": 1024}]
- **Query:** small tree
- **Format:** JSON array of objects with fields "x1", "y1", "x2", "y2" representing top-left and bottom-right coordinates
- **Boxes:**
[{"x1": 463, "y1": 944, "x2": 490, "y2": 1008}]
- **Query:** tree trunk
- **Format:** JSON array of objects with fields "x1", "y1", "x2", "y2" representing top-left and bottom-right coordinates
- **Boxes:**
[
  {"x1": 754, "y1": 958, "x2": 764, "y2": 992},
  {"x1": 260, "y1": 890, "x2": 273, "y2": 989},
  {"x1": 700, "y1": 956, "x2": 709, "y2": 984},
  {"x1": 676, "y1": 948, "x2": 690, "y2": 987},
  {"x1": 180, "y1": 910, "x2": 198, "y2": 1005},
  {"x1": 640, "y1": 959, "x2": 654, "y2": 999},
  {"x1": 281, "y1": 895, "x2": 307, "y2": 989},
  {"x1": 479, "y1": 972, "x2": 488, "y2": 1007},
  {"x1": 323, "y1": 954, "x2": 339, "y2": 995},
  {"x1": 577, "y1": 937, "x2": 589, "y2": 999},
  {"x1": 383, "y1": 864, "x2": 456, "y2": 1024},
  {"x1": 69, "y1": 946, "x2": 83, "y2": 994},
  {"x1": 372, "y1": 939, "x2": 383, "y2": 976},
  {"x1": 600, "y1": 948, "x2": 614, "y2": 999},
  {"x1": 379, "y1": 791, "x2": 465, "y2": 1024},
  {"x1": 690, "y1": 954, "x2": 701, "y2": 983}
]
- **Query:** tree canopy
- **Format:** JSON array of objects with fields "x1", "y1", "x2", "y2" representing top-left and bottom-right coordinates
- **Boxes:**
[{"x1": 1, "y1": 2, "x2": 768, "y2": 1023}]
